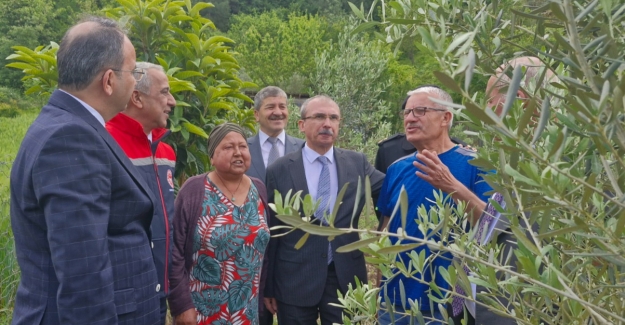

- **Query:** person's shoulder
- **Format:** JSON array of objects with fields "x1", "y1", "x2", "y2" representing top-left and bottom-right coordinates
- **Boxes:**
[
  {"x1": 179, "y1": 173, "x2": 207, "y2": 193},
  {"x1": 387, "y1": 153, "x2": 414, "y2": 170},
  {"x1": 247, "y1": 133, "x2": 259, "y2": 143},
  {"x1": 453, "y1": 145, "x2": 477, "y2": 158},
  {"x1": 286, "y1": 133, "x2": 305, "y2": 144},
  {"x1": 377, "y1": 133, "x2": 406, "y2": 147}
]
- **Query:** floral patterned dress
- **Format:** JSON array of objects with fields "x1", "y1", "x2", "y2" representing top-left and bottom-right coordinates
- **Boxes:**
[{"x1": 189, "y1": 176, "x2": 270, "y2": 325}]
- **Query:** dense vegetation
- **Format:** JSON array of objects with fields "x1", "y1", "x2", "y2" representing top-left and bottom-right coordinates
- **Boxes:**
[{"x1": 4, "y1": 0, "x2": 623, "y2": 324}]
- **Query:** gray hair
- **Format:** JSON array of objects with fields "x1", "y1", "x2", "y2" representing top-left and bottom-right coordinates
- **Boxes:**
[
  {"x1": 254, "y1": 86, "x2": 287, "y2": 111},
  {"x1": 407, "y1": 86, "x2": 454, "y2": 129},
  {"x1": 299, "y1": 95, "x2": 340, "y2": 118},
  {"x1": 57, "y1": 16, "x2": 126, "y2": 91},
  {"x1": 134, "y1": 62, "x2": 165, "y2": 93}
]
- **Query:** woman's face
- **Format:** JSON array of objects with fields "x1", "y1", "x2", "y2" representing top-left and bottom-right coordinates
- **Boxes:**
[{"x1": 211, "y1": 131, "x2": 251, "y2": 175}]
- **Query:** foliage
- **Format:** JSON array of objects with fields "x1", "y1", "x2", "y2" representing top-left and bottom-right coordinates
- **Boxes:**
[
  {"x1": 0, "y1": 111, "x2": 39, "y2": 321},
  {"x1": 106, "y1": 0, "x2": 258, "y2": 183},
  {"x1": 272, "y1": 0, "x2": 625, "y2": 323},
  {"x1": 6, "y1": 0, "x2": 257, "y2": 183},
  {"x1": 310, "y1": 22, "x2": 393, "y2": 144},
  {"x1": 229, "y1": 11, "x2": 330, "y2": 94},
  {"x1": 0, "y1": 0, "x2": 109, "y2": 89}
]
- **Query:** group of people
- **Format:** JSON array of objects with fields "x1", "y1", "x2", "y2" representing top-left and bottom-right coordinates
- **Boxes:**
[{"x1": 9, "y1": 15, "x2": 555, "y2": 325}]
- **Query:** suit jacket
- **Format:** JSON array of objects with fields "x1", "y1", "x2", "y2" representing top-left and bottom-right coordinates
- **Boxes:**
[
  {"x1": 245, "y1": 133, "x2": 304, "y2": 183},
  {"x1": 10, "y1": 90, "x2": 161, "y2": 325},
  {"x1": 264, "y1": 147, "x2": 385, "y2": 306}
]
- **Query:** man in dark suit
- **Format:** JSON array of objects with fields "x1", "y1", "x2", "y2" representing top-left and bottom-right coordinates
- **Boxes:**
[
  {"x1": 10, "y1": 16, "x2": 161, "y2": 325},
  {"x1": 264, "y1": 95, "x2": 385, "y2": 325},
  {"x1": 246, "y1": 86, "x2": 304, "y2": 184}
]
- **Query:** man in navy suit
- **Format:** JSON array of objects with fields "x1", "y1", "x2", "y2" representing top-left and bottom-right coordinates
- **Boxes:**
[
  {"x1": 10, "y1": 16, "x2": 161, "y2": 325},
  {"x1": 246, "y1": 86, "x2": 304, "y2": 184},
  {"x1": 264, "y1": 95, "x2": 385, "y2": 325}
]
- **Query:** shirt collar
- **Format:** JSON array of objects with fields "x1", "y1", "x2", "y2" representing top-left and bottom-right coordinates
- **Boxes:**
[
  {"x1": 259, "y1": 129, "x2": 286, "y2": 145},
  {"x1": 303, "y1": 143, "x2": 334, "y2": 164},
  {"x1": 59, "y1": 89, "x2": 105, "y2": 126}
]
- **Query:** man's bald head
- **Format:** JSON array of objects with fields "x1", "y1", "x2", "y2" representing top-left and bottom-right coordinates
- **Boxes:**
[
  {"x1": 57, "y1": 16, "x2": 127, "y2": 91},
  {"x1": 486, "y1": 56, "x2": 558, "y2": 115}
]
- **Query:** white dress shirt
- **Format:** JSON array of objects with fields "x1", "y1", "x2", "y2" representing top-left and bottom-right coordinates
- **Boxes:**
[
  {"x1": 259, "y1": 129, "x2": 286, "y2": 168},
  {"x1": 302, "y1": 144, "x2": 339, "y2": 214},
  {"x1": 59, "y1": 89, "x2": 105, "y2": 126}
]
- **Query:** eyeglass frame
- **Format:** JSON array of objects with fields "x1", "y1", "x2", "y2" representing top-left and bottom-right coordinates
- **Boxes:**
[
  {"x1": 400, "y1": 106, "x2": 447, "y2": 118},
  {"x1": 111, "y1": 68, "x2": 145, "y2": 81},
  {"x1": 301, "y1": 113, "x2": 341, "y2": 123}
]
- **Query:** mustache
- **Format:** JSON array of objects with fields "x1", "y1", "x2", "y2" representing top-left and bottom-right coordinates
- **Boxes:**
[
  {"x1": 319, "y1": 129, "x2": 334, "y2": 136},
  {"x1": 405, "y1": 122, "x2": 423, "y2": 130},
  {"x1": 268, "y1": 115, "x2": 285, "y2": 120}
]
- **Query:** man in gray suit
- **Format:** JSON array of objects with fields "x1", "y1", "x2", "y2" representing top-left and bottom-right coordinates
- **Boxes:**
[
  {"x1": 264, "y1": 95, "x2": 385, "y2": 325},
  {"x1": 10, "y1": 16, "x2": 160, "y2": 324},
  {"x1": 246, "y1": 86, "x2": 304, "y2": 184}
]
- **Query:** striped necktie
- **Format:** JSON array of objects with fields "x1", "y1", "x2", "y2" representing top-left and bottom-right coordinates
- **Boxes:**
[{"x1": 315, "y1": 156, "x2": 332, "y2": 264}]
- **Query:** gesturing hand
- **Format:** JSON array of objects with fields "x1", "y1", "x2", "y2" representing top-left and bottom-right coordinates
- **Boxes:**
[{"x1": 413, "y1": 149, "x2": 460, "y2": 193}]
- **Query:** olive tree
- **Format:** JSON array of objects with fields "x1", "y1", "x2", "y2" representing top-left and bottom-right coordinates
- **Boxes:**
[{"x1": 271, "y1": 0, "x2": 625, "y2": 324}]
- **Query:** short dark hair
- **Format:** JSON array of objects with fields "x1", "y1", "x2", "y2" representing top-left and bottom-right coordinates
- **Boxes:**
[{"x1": 57, "y1": 16, "x2": 126, "y2": 91}]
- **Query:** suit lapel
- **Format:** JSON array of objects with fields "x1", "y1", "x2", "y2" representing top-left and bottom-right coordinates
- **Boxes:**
[
  {"x1": 48, "y1": 90, "x2": 157, "y2": 206},
  {"x1": 248, "y1": 134, "x2": 265, "y2": 178},
  {"x1": 288, "y1": 151, "x2": 310, "y2": 196}
]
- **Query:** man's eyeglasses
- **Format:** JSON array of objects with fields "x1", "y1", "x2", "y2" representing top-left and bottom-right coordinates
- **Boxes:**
[
  {"x1": 111, "y1": 68, "x2": 145, "y2": 81},
  {"x1": 400, "y1": 107, "x2": 447, "y2": 119},
  {"x1": 302, "y1": 114, "x2": 341, "y2": 123}
]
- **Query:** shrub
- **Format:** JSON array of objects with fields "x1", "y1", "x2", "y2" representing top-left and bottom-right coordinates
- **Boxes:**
[{"x1": 274, "y1": 0, "x2": 625, "y2": 323}]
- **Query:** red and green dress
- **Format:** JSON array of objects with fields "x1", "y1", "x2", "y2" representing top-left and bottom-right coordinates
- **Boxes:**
[{"x1": 188, "y1": 176, "x2": 269, "y2": 325}]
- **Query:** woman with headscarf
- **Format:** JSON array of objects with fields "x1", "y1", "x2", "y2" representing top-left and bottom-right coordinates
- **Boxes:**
[{"x1": 168, "y1": 123, "x2": 270, "y2": 325}]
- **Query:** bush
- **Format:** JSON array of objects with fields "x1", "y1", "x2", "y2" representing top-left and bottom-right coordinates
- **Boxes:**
[
  {"x1": 229, "y1": 10, "x2": 330, "y2": 94},
  {"x1": 0, "y1": 111, "x2": 39, "y2": 321},
  {"x1": 275, "y1": 0, "x2": 625, "y2": 323}
]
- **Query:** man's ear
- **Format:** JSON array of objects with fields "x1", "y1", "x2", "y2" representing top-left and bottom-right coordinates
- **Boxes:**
[
  {"x1": 298, "y1": 119, "x2": 305, "y2": 132},
  {"x1": 129, "y1": 90, "x2": 142, "y2": 108},
  {"x1": 101, "y1": 69, "x2": 115, "y2": 96},
  {"x1": 253, "y1": 109, "x2": 260, "y2": 122}
]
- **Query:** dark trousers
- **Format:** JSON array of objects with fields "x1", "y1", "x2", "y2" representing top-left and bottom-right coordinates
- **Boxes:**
[
  {"x1": 259, "y1": 308, "x2": 274, "y2": 325},
  {"x1": 159, "y1": 296, "x2": 168, "y2": 325},
  {"x1": 276, "y1": 263, "x2": 343, "y2": 325}
]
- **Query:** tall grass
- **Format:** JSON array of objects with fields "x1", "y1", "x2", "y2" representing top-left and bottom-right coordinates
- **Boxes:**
[{"x1": 0, "y1": 110, "x2": 39, "y2": 324}]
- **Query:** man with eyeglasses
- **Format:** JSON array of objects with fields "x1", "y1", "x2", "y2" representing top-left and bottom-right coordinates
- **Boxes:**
[
  {"x1": 263, "y1": 95, "x2": 385, "y2": 325},
  {"x1": 376, "y1": 86, "x2": 492, "y2": 325},
  {"x1": 373, "y1": 88, "x2": 468, "y2": 227},
  {"x1": 10, "y1": 17, "x2": 162, "y2": 324},
  {"x1": 106, "y1": 62, "x2": 177, "y2": 325}
]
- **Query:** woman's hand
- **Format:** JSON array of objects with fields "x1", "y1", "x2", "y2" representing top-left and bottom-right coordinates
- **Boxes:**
[{"x1": 174, "y1": 308, "x2": 197, "y2": 325}]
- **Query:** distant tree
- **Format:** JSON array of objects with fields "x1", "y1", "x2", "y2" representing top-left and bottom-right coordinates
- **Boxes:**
[{"x1": 229, "y1": 11, "x2": 330, "y2": 94}]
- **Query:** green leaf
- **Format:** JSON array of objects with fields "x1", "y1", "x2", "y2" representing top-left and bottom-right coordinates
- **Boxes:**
[
  {"x1": 499, "y1": 65, "x2": 523, "y2": 120},
  {"x1": 433, "y1": 71, "x2": 463, "y2": 94},
  {"x1": 182, "y1": 121, "x2": 209, "y2": 138},
  {"x1": 192, "y1": 254, "x2": 221, "y2": 285},
  {"x1": 336, "y1": 237, "x2": 380, "y2": 253},
  {"x1": 377, "y1": 243, "x2": 420, "y2": 255},
  {"x1": 348, "y1": 2, "x2": 365, "y2": 20},
  {"x1": 295, "y1": 233, "x2": 310, "y2": 249}
]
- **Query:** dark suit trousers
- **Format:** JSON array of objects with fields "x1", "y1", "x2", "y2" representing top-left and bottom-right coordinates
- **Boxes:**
[{"x1": 277, "y1": 263, "x2": 343, "y2": 325}]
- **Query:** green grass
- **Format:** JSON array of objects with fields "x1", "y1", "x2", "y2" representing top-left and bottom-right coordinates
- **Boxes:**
[{"x1": 0, "y1": 110, "x2": 39, "y2": 323}]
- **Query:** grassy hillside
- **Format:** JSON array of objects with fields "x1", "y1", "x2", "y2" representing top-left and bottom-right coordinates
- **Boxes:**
[{"x1": 0, "y1": 110, "x2": 38, "y2": 324}]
